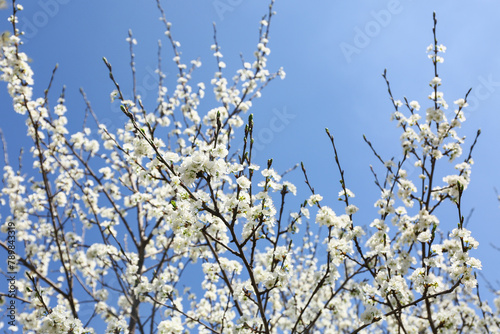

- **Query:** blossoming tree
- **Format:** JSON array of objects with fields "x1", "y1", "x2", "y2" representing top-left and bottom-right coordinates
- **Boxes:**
[{"x1": 1, "y1": 0, "x2": 499, "y2": 333}]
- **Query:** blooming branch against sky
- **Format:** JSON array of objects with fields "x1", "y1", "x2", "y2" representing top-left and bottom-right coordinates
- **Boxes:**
[{"x1": 1, "y1": 0, "x2": 500, "y2": 333}]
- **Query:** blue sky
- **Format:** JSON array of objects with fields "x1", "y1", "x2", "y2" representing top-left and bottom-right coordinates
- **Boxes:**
[{"x1": 2, "y1": 0, "x2": 500, "y2": 314}]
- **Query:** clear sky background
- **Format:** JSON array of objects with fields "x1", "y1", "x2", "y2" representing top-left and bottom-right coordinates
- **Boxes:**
[{"x1": 1, "y1": 0, "x2": 500, "y2": 311}]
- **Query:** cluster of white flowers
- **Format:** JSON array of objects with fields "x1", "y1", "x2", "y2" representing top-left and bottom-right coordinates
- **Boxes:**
[{"x1": 38, "y1": 306, "x2": 89, "y2": 334}]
